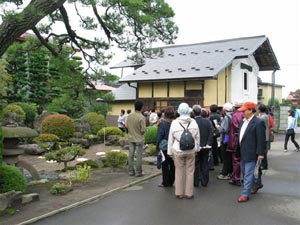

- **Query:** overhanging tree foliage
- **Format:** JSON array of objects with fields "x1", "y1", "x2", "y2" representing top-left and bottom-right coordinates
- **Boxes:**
[{"x1": 0, "y1": 0, "x2": 178, "y2": 74}]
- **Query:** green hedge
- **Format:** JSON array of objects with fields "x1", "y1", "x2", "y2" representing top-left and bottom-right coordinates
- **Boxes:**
[
  {"x1": 84, "y1": 112, "x2": 107, "y2": 134},
  {"x1": 104, "y1": 151, "x2": 128, "y2": 168},
  {"x1": 0, "y1": 165, "x2": 26, "y2": 193},
  {"x1": 41, "y1": 114, "x2": 74, "y2": 139},
  {"x1": 97, "y1": 126, "x2": 123, "y2": 140},
  {"x1": 144, "y1": 126, "x2": 158, "y2": 144},
  {"x1": 0, "y1": 126, "x2": 3, "y2": 164}
]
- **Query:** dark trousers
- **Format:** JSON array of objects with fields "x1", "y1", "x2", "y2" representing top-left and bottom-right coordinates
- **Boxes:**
[
  {"x1": 220, "y1": 143, "x2": 233, "y2": 176},
  {"x1": 161, "y1": 151, "x2": 175, "y2": 187},
  {"x1": 231, "y1": 154, "x2": 241, "y2": 182},
  {"x1": 284, "y1": 129, "x2": 300, "y2": 150},
  {"x1": 194, "y1": 148, "x2": 210, "y2": 187},
  {"x1": 212, "y1": 137, "x2": 221, "y2": 165}
]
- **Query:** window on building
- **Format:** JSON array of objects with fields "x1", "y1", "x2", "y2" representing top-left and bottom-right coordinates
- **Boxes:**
[
  {"x1": 243, "y1": 72, "x2": 248, "y2": 90},
  {"x1": 185, "y1": 90, "x2": 203, "y2": 97}
]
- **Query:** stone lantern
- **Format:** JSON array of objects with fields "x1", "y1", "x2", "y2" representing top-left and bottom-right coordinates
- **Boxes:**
[{"x1": 2, "y1": 125, "x2": 41, "y2": 180}]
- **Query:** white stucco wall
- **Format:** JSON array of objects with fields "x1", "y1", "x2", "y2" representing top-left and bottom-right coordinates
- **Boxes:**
[{"x1": 230, "y1": 56, "x2": 259, "y2": 103}]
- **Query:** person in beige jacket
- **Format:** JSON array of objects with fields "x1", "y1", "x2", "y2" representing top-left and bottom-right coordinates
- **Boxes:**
[
  {"x1": 125, "y1": 100, "x2": 146, "y2": 177},
  {"x1": 167, "y1": 103, "x2": 200, "y2": 199}
]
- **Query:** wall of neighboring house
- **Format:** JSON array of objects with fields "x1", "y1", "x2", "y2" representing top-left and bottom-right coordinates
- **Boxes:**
[
  {"x1": 109, "y1": 101, "x2": 134, "y2": 116},
  {"x1": 258, "y1": 84, "x2": 283, "y2": 105}
]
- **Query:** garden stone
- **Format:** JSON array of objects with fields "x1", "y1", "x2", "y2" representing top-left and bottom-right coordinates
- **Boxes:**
[
  {"x1": 119, "y1": 137, "x2": 129, "y2": 150},
  {"x1": 33, "y1": 111, "x2": 50, "y2": 133},
  {"x1": 0, "y1": 191, "x2": 21, "y2": 211},
  {"x1": 142, "y1": 156, "x2": 157, "y2": 165},
  {"x1": 21, "y1": 193, "x2": 39, "y2": 204},
  {"x1": 19, "y1": 144, "x2": 46, "y2": 155}
]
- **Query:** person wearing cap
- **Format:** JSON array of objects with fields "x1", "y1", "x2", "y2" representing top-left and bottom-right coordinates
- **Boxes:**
[
  {"x1": 237, "y1": 101, "x2": 266, "y2": 203},
  {"x1": 167, "y1": 103, "x2": 200, "y2": 199},
  {"x1": 227, "y1": 101, "x2": 244, "y2": 186},
  {"x1": 216, "y1": 102, "x2": 233, "y2": 180}
]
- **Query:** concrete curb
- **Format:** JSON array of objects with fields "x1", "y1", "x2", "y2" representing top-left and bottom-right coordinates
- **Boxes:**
[{"x1": 16, "y1": 171, "x2": 161, "y2": 225}]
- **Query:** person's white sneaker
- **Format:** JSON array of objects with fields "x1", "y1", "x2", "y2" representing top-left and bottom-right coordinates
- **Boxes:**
[{"x1": 284, "y1": 149, "x2": 288, "y2": 152}]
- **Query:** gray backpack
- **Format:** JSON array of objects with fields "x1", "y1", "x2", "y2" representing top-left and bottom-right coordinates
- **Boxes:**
[{"x1": 179, "y1": 122, "x2": 195, "y2": 151}]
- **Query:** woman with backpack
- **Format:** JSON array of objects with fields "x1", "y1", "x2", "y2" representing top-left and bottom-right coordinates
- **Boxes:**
[
  {"x1": 167, "y1": 103, "x2": 200, "y2": 199},
  {"x1": 156, "y1": 107, "x2": 176, "y2": 187}
]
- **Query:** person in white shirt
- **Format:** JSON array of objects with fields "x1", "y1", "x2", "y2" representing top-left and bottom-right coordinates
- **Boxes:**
[
  {"x1": 149, "y1": 109, "x2": 158, "y2": 126},
  {"x1": 284, "y1": 109, "x2": 299, "y2": 152}
]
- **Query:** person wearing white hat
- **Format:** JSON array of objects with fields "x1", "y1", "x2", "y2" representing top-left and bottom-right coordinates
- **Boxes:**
[{"x1": 167, "y1": 103, "x2": 200, "y2": 199}]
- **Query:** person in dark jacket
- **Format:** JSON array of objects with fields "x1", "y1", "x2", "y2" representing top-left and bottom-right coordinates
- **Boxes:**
[
  {"x1": 237, "y1": 102, "x2": 266, "y2": 203},
  {"x1": 156, "y1": 106, "x2": 176, "y2": 187},
  {"x1": 209, "y1": 104, "x2": 222, "y2": 166},
  {"x1": 192, "y1": 105, "x2": 213, "y2": 187}
]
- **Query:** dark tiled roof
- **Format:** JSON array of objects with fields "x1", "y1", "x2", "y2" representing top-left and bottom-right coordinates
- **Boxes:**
[{"x1": 118, "y1": 35, "x2": 280, "y2": 83}]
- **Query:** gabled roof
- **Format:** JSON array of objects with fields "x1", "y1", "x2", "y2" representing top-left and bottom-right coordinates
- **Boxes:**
[{"x1": 118, "y1": 35, "x2": 280, "y2": 83}]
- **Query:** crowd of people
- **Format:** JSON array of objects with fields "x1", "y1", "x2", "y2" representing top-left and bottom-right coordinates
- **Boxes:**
[{"x1": 120, "y1": 100, "x2": 298, "y2": 203}]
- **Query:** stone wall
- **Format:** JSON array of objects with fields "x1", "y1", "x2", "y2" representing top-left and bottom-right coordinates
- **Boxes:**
[{"x1": 278, "y1": 105, "x2": 290, "y2": 133}]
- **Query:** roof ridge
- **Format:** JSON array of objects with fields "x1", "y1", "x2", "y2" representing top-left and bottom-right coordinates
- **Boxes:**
[{"x1": 160, "y1": 35, "x2": 267, "y2": 49}]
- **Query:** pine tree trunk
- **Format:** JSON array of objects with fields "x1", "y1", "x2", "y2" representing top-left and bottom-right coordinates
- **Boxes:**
[{"x1": 0, "y1": 0, "x2": 66, "y2": 56}]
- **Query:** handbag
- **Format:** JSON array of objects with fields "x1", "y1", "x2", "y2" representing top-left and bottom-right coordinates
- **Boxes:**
[
  {"x1": 254, "y1": 159, "x2": 262, "y2": 177},
  {"x1": 223, "y1": 134, "x2": 230, "y2": 144},
  {"x1": 159, "y1": 139, "x2": 168, "y2": 151},
  {"x1": 157, "y1": 154, "x2": 162, "y2": 169},
  {"x1": 269, "y1": 131, "x2": 274, "y2": 142}
]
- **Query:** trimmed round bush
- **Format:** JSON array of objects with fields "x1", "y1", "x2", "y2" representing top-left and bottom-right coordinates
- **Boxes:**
[
  {"x1": 0, "y1": 126, "x2": 3, "y2": 164},
  {"x1": 2, "y1": 104, "x2": 26, "y2": 124},
  {"x1": 97, "y1": 126, "x2": 124, "y2": 140},
  {"x1": 14, "y1": 102, "x2": 38, "y2": 127},
  {"x1": 84, "y1": 112, "x2": 107, "y2": 134},
  {"x1": 104, "y1": 151, "x2": 128, "y2": 168},
  {"x1": 41, "y1": 114, "x2": 75, "y2": 139},
  {"x1": 144, "y1": 126, "x2": 158, "y2": 144},
  {"x1": 33, "y1": 133, "x2": 60, "y2": 143},
  {"x1": 0, "y1": 165, "x2": 26, "y2": 193}
]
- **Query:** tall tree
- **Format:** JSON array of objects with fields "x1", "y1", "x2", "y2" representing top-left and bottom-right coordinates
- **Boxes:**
[{"x1": 0, "y1": 0, "x2": 178, "y2": 72}]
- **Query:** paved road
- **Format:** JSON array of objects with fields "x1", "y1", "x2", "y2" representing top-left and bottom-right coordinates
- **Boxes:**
[{"x1": 33, "y1": 134, "x2": 300, "y2": 225}]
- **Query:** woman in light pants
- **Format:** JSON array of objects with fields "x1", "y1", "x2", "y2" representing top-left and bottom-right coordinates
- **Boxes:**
[{"x1": 167, "y1": 103, "x2": 200, "y2": 199}]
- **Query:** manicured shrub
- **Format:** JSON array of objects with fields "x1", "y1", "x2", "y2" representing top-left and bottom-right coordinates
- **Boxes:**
[
  {"x1": 145, "y1": 144, "x2": 157, "y2": 156},
  {"x1": 97, "y1": 126, "x2": 123, "y2": 140},
  {"x1": 104, "y1": 151, "x2": 128, "y2": 168},
  {"x1": 14, "y1": 102, "x2": 38, "y2": 127},
  {"x1": 70, "y1": 164, "x2": 91, "y2": 184},
  {"x1": 50, "y1": 182, "x2": 73, "y2": 195},
  {"x1": 0, "y1": 126, "x2": 3, "y2": 164},
  {"x1": 77, "y1": 159, "x2": 99, "y2": 169},
  {"x1": 2, "y1": 104, "x2": 26, "y2": 124},
  {"x1": 144, "y1": 126, "x2": 158, "y2": 144},
  {"x1": 84, "y1": 112, "x2": 107, "y2": 134},
  {"x1": 44, "y1": 145, "x2": 85, "y2": 170},
  {"x1": 33, "y1": 133, "x2": 60, "y2": 143},
  {"x1": 41, "y1": 114, "x2": 75, "y2": 139},
  {"x1": 0, "y1": 164, "x2": 26, "y2": 193}
]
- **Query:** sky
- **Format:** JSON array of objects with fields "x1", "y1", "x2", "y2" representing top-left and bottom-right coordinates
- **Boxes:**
[{"x1": 110, "y1": 0, "x2": 300, "y2": 98}]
